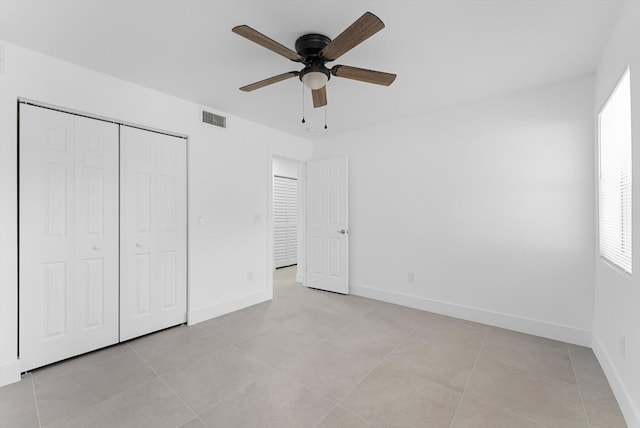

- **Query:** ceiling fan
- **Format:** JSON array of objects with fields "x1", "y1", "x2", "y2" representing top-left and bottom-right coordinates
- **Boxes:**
[{"x1": 232, "y1": 11, "x2": 397, "y2": 109}]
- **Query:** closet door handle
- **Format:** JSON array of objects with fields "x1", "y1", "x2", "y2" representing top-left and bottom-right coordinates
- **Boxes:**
[
  {"x1": 135, "y1": 242, "x2": 143, "y2": 248},
  {"x1": 93, "y1": 245, "x2": 101, "y2": 251}
]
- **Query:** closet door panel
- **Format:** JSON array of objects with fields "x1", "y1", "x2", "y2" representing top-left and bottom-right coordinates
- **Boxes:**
[
  {"x1": 20, "y1": 106, "x2": 76, "y2": 371},
  {"x1": 19, "y1": 105, "x2": 119, "y2": 371},
  {"x1": 120, "y1": 126, "x2": 186, "y2": 341},
  {"x1": 121, "y1": 127, "x2": 156, "y2": 338},
  {"x1": 73, "y1": 116, "x2": 119, "y2": 352},
  {"x1": 155, "y1": 133, "x2": 187, "y2": 319}
]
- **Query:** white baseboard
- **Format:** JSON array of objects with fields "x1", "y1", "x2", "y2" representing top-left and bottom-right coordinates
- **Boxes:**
[
  {"x1": 350, "y1": 283, "x2": 591, "y2": 346},
  {"x1": 0, "y1": 358, "x2": 21, "y2": 387},
  {"x1": 187, "y1": 290, "x2": 270, "y2": 325},
  {"x1": 592, "y1": 334, "x2": 640, "y2": 428}
]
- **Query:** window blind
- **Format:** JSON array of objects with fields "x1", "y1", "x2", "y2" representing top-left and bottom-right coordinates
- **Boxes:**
[{"x1": 599, "y1": 68, "x2": 632, "y2": 273}]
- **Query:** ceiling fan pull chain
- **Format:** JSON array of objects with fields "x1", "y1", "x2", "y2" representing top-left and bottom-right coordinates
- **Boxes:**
[
  {"x1": 324, "y1": 105, "x2": 328, "y2": 130},
  {"x1": 301, "y1": 82, "x2": 306, "y2": 124}
]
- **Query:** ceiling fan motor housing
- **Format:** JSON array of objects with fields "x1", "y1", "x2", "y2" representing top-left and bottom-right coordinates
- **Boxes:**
[{"x1": 296, "y1": 33, "x2": 332, "y2": 83}]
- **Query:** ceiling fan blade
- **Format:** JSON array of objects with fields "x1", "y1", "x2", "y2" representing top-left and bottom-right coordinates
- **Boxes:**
[
  {"x1": 232, "y1": 25, "x2": 303, "y2": 62},
  {"x1": 312, "y1": 86, "x2": 327, "y2": 108},
  {"x1": 239, "y1": 72, "x2": 299, "y2": 92},
  {"x1": 331, "y1": 65, "x2": 396, "y2": 86},
  {"x1": 320, "y1": 12, "x2": 385, "y2": 61}
]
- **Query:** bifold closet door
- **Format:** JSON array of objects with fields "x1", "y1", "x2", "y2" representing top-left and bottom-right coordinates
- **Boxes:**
[
  {"x1": 286, "y1": 179, "x2": 298, "y2": 266},
  {"x1": 274, "y1": 176, "x2": 298, "y2": 268},
  {"x1": 19, "y1": 104, "x2": 119, "y2": 371},
  {"x1": 120, "y1": 126, "x2": 187, "y2": 341}
]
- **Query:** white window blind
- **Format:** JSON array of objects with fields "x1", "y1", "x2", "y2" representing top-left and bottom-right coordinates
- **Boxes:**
[{"x1": 599, "y1": 68, "x2": 632, "y2": 273}]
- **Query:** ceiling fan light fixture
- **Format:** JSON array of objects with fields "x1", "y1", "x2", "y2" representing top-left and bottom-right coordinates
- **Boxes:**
[{"x1": 301, "y1": 71, "x2": 328, "y2": 90}]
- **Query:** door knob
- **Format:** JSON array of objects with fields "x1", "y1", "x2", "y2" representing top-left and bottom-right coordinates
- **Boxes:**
[
  {"x1": 337, "y1": 229, "x2": 347, "y2": 235},
  {"x1": 135, "y1": 242, "x2": 143, "y2": 248},
  {"x1": 93, "y1": 245, "x2": 101, "y2": 251}
]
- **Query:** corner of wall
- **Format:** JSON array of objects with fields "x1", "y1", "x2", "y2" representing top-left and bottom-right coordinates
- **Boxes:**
[
  {"x1": 187, "y1": 289, "x2": 270, "y2": 325},
  {"x1": 592, "y1": 333, "x2": 640, "y2": 428}
]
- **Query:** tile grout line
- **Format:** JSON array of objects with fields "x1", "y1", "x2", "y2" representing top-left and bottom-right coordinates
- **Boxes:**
[
  {"x1": 310, "y1": 402, "x2": 368, "y2": 428},
  {"x1": 448, "y1": 325, "x2": 490, "y2": 428},
  {"x1": 250, "y1": 334, "x2": 321, "y2": 370},
  {"x1": 311, "y1": 346, "x2": 389, "y2": 428},
  {"x1": 192, "y1": 369, "x2": 274, "y2": 420},
  {"x1": 230, "y1": 342, "x2": 288, "y2": 374},
  {"x1": 28, "y1": 342, "x2": 127, "y2": 386},
  {"x1": 186, "y1": 344, "x2": 276, "y2": 420},
  {"x1": 29, "y1": 374, "x2": 43, "y2": 428},
  {"x1": 201, "y1": 317, "x2": 281, "y2": 347},
  {"x1": 311, "y1": 359, "x2": 381, "y2": 428},
  {"x1": 127, "y1": 343, "x2": 207, "y2": 427},
  {"x1": 145, "y1": 312, "x2": 320, "y2": 420},
  {"x1": 29, "y1": 345, "x2": 163, "y2": 427},
  {"x1": 379, "y1": 322, "x2": 420, "y2": 362},
  {"x1": 309, "y1": 404, "x2": 339, "y2": 428},
  {"x1": 310, "y1": 322, "x2": 422, "y2": 428},
  {"x1": 345, "y1": 407, "x2": 371, "y2": 426},
  {"x1": 129, "y1": 327, "x2": 234, "y2": 377},
  {"x1": 567, "y1": 343, "x2": 591, "y2": 428},
  {"x1": 56, "y1": 375, "x2": 162, "y2": 427}
]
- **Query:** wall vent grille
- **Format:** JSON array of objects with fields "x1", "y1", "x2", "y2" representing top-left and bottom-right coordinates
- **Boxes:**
[{"x1": 202, "y1": 110, "x2": 226, "y2": 128}]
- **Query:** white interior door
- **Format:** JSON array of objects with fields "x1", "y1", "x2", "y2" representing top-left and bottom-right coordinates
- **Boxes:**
[
  {"x1": 120, "y1": 126, "x2": 187, "y2": 341},
  {"x1": 306, "y1": 157, "x2": 349, "y2": 294},
  {"x1": 19, "y1": 104, "x2": 119, "y2": 371}
]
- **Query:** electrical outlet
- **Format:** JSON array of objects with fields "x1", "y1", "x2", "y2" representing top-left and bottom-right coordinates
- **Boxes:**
[
  {"x1": 408, "y1": 272, "x2": 415, "y2": 283},
  {"x1": 620, "y1": 334, "x2": 626, "y2": 357}
]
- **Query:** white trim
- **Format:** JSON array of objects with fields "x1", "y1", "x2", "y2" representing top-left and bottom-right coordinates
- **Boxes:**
[
  {"x1": 592, "y1": 334, "x2": 639, "y2": 428},
  {"x1": 350, "y1": 283, "x2": 591, "y2": 346},
  {"x1": 297, "y1": 161, "x2": 306, "y2": 287},
  {"x1": 269, "y1": 156, "x2": 307, "y2": 295},
  {"x1": 19, "y1": 98, "x2": 188, "y2": 139},
  {"x1": 0, "y1": 358, "x2": 21, "y2": 387},
  {"x1": 186, "y1": 290, "x2": 270, "y2": 325}
]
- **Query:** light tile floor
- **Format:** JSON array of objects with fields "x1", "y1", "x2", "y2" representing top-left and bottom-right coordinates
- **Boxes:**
[{"x1": 0, "y1": 266, "x2": 627, "y2": 427}]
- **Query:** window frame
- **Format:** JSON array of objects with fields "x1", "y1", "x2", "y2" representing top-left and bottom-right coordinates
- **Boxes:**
[{"x1": 598, "y1": 66, "x2": 633, "y2": 274}]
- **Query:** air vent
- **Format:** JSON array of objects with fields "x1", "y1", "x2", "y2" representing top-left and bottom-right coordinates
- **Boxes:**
[{"x1": 202, "y1": 110, "x2": 226, "y2": 128}]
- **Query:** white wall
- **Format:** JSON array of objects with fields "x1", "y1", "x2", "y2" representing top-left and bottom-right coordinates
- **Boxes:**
[
  {"x1": 0, "y1": 42, "x2": 312, "y2": 385},
  {"x1": 315, "y1": 75, "x2": 595, "y2": 346},
  {"x1": 593, "y1": 2, "x2": 640, "y2": 426},
  {"x1": 273, "y1": 157, "x2": 299, "y2": 179}
]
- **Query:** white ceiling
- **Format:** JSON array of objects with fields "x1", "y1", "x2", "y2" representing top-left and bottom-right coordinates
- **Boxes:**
[{"x1": 0, "y1": 0, "x2": 623, "y2": 140}]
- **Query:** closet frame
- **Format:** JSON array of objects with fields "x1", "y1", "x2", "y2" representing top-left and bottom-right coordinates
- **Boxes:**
[{"x1": 17, "y1": 99, "x2": 189, "y2": 371}]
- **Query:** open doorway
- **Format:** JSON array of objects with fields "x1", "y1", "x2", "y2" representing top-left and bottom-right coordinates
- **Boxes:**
[{"x1": 272, "y1": 157, "x2": 303, "y2": 281}]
